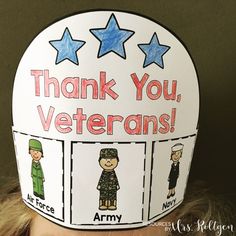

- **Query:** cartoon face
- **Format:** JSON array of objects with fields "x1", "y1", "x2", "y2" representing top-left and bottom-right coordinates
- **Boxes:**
[
  {"x1": 99, "y1": 157, "x2": 119, "y2": 170},
  {"x1": 171, "y1": 150, "x2": 182, "y2": 162},
  {"x1": 30, "y1": 149, "x2": 43, "y2": 161}
]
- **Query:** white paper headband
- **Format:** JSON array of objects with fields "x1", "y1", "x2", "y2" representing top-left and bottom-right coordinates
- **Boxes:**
[{"x1": 12, "y1": 10, "x2": 199, "y2": 229}]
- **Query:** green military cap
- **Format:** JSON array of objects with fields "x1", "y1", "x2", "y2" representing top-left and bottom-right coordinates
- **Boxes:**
[
  {"x1": 29, "y1": 139, "x2": 43, "y2": 153},
  {"x1": 100, "y1": 148, "x2": 118, "y2": 159}
]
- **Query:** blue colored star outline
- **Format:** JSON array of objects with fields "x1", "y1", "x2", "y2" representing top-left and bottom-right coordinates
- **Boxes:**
[
  {"x1": 138, "y1": 33, "x2": 170, "y2": 69},
  {"x1": 49, "y1": 27, "x2": 86, "y2": 65},
  {"x1": 49, "y1": 14, "x2": 171, "y2": 69},
  {"x1": 90, "y1": 13, "x2": 135, "y2": 59}
]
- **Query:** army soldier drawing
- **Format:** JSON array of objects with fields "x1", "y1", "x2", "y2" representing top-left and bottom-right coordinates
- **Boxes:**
[
  {"x1": 167, "y1": 143, "x2": 184, "y2": 199},
  {"x1": 97, "y1": 148, "x2": 120, "y2": 210},
  {"x1": 29, "y1": 139, "x2": 45, "y2": 200}
]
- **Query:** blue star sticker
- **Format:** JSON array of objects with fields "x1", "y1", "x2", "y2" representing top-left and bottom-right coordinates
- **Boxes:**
[
  {"x1": 49, "y1": 28, "x2": 86, "y2": 65},
  {"x1": 90, "y1": 14, "x2": 135, "y2": 59},
  {"x1": 138, "y1": 33, "x2": 170, "y2": 68}
]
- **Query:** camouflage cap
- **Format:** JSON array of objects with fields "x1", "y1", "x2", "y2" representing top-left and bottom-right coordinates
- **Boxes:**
[{"x1": 100, "y1": 148, "x2": 118, "y2": 159}]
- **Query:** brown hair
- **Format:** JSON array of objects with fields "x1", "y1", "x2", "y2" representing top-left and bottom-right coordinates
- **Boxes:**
[
  {"x1": 171, "y1": 182, "x2": 235, "y2": 236},
  {"x1": 0, "y1": 179, "x2": 36, "y2": 236}
]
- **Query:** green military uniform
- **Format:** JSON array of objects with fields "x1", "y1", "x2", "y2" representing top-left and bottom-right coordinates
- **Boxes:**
[
  {"x1": 31, "y1": 161, "x2": 45, "y2": 199},
  {"x1": 29, "y1": 139, "x2": 45, "y2": 200}
]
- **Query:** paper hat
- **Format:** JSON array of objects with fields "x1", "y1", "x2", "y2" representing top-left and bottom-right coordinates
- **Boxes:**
[{"x1": 12, "y1": 10, "x2": 199, "y2": 229}]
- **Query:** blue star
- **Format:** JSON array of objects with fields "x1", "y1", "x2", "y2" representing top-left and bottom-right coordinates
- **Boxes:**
[
  {"x1": 138, "y1": 33, "x2": 170, "y2": 68},
  {"x1": 90, "y1": 14, "x2": 135, "y2": 59},
  {"x1": 49, "y1": 28, "x2": 86, "y2": 65}
]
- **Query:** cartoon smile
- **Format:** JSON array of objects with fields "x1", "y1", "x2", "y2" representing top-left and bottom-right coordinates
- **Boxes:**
[{"x1": 105, "y1": 163, "x2": 113, "y2": 167}]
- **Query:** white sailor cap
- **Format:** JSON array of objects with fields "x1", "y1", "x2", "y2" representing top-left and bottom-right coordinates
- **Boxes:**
[{"x1": 171, "y1": 143, "x2": 184, "y2": 152}]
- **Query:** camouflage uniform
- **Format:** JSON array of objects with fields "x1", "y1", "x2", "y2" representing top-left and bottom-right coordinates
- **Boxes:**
[
  {"x1": 97, "y1": 148, "x2": 120, "y2": 204},
  {"x1": 98, "y1": 170, "x2": 119, "y2": 201}
]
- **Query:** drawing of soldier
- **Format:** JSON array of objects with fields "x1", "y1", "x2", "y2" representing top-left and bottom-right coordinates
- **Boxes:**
[
  {"x1": 97, "y1": 148, "x2": 120, "y2": 210},
  {"x1": 29, "y1": 139, "x2": 45, "y2": 200},
  {"x1": 167, "y1": 143, "x2": 184, "y2": 199}
]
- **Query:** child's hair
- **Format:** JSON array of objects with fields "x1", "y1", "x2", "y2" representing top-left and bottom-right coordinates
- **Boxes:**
[
  {"x1": 170, "y1": 182, "x2": 235, "y2": 236},
  {"x1": 0, "y1": 179, "x2": 235, "y2": 236},
  {"x1": 0, "y1": 179, "x2": 35, "y2": 236}
]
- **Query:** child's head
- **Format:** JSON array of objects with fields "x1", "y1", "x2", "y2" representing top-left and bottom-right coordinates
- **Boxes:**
[
  {"x1": 28, "y1": 139, "x2": 43, "y2": 161},
  {"x1": 99, "y1": 148, "x2": 119, "y2": 171}
]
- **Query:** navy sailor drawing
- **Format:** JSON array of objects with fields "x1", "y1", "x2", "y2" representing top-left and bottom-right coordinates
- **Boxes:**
[{"x1": 167, "y1": 143, "x2": 184, "y2": 199}]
